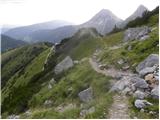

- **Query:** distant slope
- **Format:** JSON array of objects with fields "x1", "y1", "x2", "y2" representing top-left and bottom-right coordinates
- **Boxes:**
[
  {"x1": 1, "y1": 35, "x2": 27, "y2": 52},
  {"x1": 4, "y1": 20, "x2": 73, "y2": 42}
]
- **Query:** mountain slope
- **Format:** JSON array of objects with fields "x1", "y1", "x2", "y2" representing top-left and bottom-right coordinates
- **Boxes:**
[
  {"x1": 80, "y1": 9, "x2": 123, "y2": 35},
  {"x1": 4, "y1": 20, "x2": 73, "y2": 42},
  {"x1": 1, "y1": 35, "x2": 27, "y2": 52},
  {"x1": 1, "y1": 6, "x2": 159, "y2": 119}
]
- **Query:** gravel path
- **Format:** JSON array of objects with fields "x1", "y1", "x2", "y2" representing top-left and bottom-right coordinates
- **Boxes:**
[{"x1": 89, "y1": 57, "x2": 131, "y2": 119}]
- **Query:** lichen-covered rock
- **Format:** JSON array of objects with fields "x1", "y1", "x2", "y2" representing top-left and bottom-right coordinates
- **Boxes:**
[
  {"x1": 136, "y1": 54, "x2": 159, "y2": 73},
  {"x1": 78, "y1": 87, "x2": 93, "y2": 102},
  {"x1": 54, "y1": 56, "x2": 74, "y2": 74},
  {"x1": 124, "y1": 26, "x2": 151, "y2": 42}
]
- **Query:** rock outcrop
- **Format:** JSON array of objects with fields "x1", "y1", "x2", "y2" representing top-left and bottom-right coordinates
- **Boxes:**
[
  {"x1": 136, "y1": 54, "x2": 159, "y2": 72},
  {"x1": 54, "y1": 56, "x2": 74, "y2": 74},
  {"x1": 124, "y1": 26, "x2": 151, "y2": 42}
]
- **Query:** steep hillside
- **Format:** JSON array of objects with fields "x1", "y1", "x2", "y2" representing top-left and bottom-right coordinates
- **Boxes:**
[{"x1": 1, "y1": 34, "x2": 27, "y2": 52}]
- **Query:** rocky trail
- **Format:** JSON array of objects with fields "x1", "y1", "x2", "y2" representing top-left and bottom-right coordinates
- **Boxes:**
[
  {"x1": 107, "y1": 94, "x2": 130, "y2": 119},
  {"x1": 89, "y1": 57, "x2": 132, "y2": 119},
  {"x1": 89, "y1": 57, "x2": 134, "y2": 78}
]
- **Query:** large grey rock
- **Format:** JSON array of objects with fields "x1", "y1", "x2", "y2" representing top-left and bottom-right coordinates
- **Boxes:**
[
  {"x1": 54, "y1": 56, "x2": 74, "y2": 74},
  {"x1": 131, "y1": 77, "x2": 148, "y2": 89},
  {"x1": 124, "y1": 26, "x2": 151, "y2": 42},
  {"x1": 78, "y1": 87, "x2": 93, "y2": 102},
  {"x1": 151, "y1": 86, "x2": 159, "y2": 99},
  {"x1": 136, "y1": 54, "x2": 159, "y2": 72},
  {"x1": 139, "y1": 66, "x2": 156, "y2": 77},
  {"x1": 133, "y1": 90, "x2": 145, "y2": 99},
  {"x1": 110, "y1": 78, "x2": 130, "y2": 92},
  {"x1": 134, "y1": 99, "x2": 153, "y2": 109}
]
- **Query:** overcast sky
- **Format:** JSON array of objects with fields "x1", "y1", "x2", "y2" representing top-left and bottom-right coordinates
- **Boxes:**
[{"x1": 0, "y1": 0, "x2": 158, "y2": 26}]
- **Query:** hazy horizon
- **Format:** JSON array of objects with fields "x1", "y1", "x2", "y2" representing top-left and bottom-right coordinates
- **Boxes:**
[{"x1": 0, "y1": 0, "x2": 158, "y2": 26}]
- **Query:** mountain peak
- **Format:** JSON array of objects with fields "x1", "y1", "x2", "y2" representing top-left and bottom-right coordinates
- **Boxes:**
[
  {"x1": 80, "y1": 9, "x2": 123, "y2": 35},
  {"x1": 136, "y1": 5, "x2": 148, "y2": 13},
  {"x1": 137, "y1": 4, "x2": 148, "y2": 10}
]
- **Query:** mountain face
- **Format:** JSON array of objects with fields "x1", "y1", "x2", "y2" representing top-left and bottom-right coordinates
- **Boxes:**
[
  {"x1": 79, "y1": 9, "x2": 123, "y2": 35},
  {"x1": 1, "y1": 35, "x2": 27, "y2": 52},
  {"x1": 4, "y1": 20, "x2": 73, "y2": 42},
  {"x1": 120, "y1": 5, "x2": 148, "y2": 28}
]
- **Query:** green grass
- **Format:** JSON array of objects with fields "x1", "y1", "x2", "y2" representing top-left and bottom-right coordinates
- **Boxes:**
[
  {"x1": 2, "y1": 45, "x2": 52, "y2": 115},
  {"x1": 21, "y1": 60, "x2": 113, "y2": 118},
  {"x1": 98, "y1": 26, "x2": 159, "y2": 71},
  {"x1": 70, "y1": 37, "x2": 103, "y2": 60},
  {"x1": 103, "y1": 31, "x2": 123, "y2": 47}
]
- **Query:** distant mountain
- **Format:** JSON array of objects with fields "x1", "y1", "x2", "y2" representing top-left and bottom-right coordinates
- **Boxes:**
[
  {"x1": 20, "y1": 9, "x2": 123, "y2": 43},
  {"x1": 79, "y1": 9, "x2": 123, "y2": 35},
  {"x1": 4, "y1": 20, "x2": 73, "y2": 41},
  {"x1": 1, "y1": 34, "x2": 27, "y2": 52},
  {"x1": 120, "y1": 5, "x2": 148, "y2": 28},
  {"x1": 2, "y1": 5, "x2": 149, "y2": 44},
  {"x1": 29, "y1": 25, "x2": 78, "y2": 43},
  {"x1": 0, "y1": 25, "x2": 19, "y2": 34}
]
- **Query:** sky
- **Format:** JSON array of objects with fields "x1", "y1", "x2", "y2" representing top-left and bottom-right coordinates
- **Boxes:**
[{"x1": 0, "y1": 0, "x2": 159, "y2": 26}]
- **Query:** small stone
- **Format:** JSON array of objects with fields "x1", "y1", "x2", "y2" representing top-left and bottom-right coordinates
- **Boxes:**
[
  {"x1": 48, "y1": 83, "x2": 52, "y2": 89},
  {"x1": 133, "y1": 90, "x2": 145, "y2": 99},
  {"x1": 134, "y1": 99, "x2": 153, "y2": 109},
  {"x1": 140, "y1": 109, "x2": 145, "y2": 113},
  {"x1": 44, "y1": 100, "x2": 53, "y2": 107},
  {"x1": 117, "y1": 59, "x2": 124, "y2": 65}
]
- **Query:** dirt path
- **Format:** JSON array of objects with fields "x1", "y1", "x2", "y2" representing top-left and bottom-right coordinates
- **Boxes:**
[
  {"x1": 89, "y1": 57, "x2": 133, "y2": 78},
  {"x1": 89, "y1": 57, "x2": 131, "y2": 119},
  {"x1": 107, "y1": 94, "x2": 130, "y2": 119}
]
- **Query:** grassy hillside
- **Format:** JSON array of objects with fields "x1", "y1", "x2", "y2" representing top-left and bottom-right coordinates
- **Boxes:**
[{"x1": 1, "y1": 34, "x2": 27, "y2": 52}]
